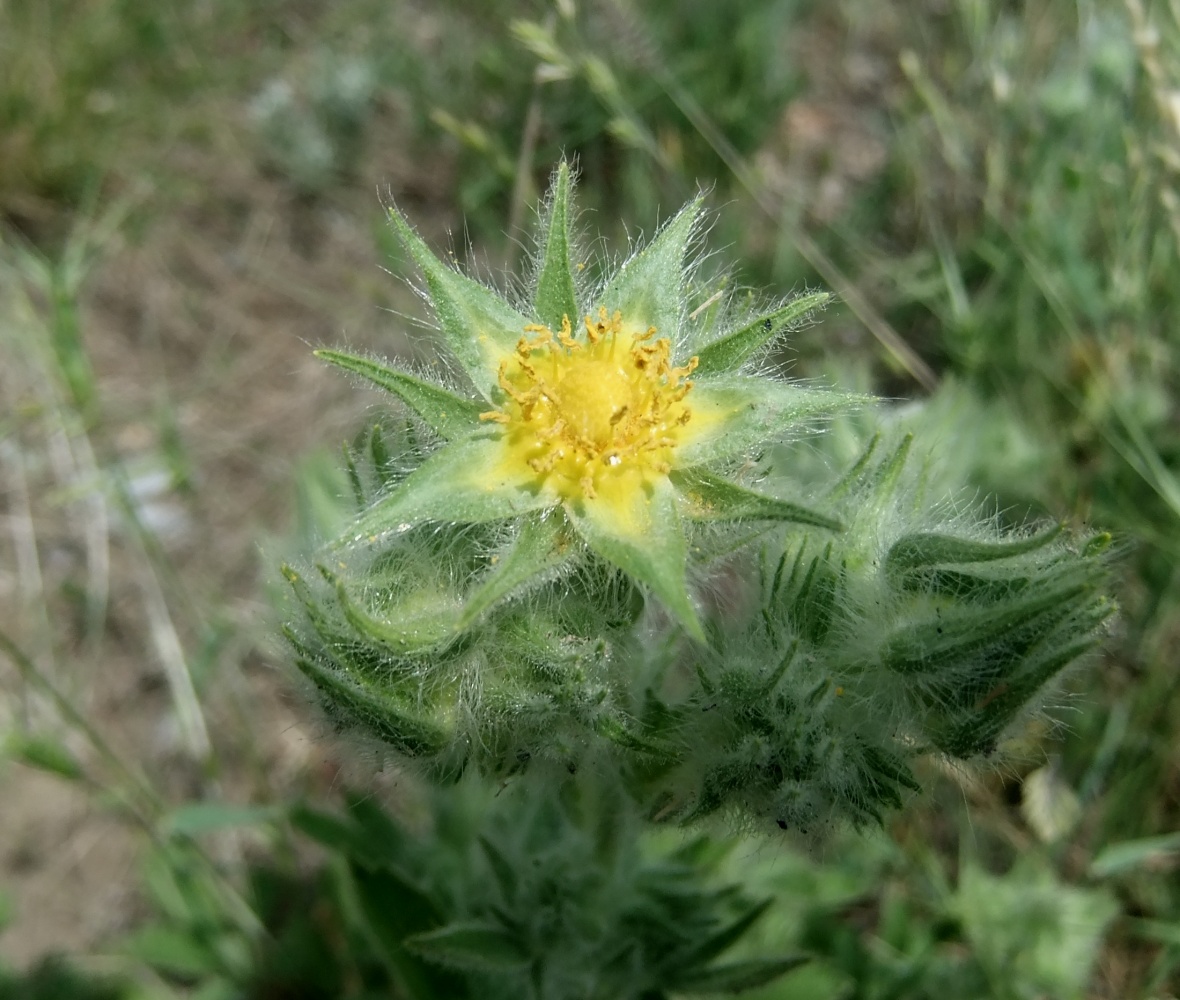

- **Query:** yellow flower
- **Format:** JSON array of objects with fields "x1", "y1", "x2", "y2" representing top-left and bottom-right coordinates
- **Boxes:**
[{"x1": 317, "y1": 162, "x2": 858, "y2": 639}]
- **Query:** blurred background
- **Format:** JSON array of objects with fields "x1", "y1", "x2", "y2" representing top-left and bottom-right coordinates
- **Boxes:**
[{"x1": 1, "y1": 0, "x2": 1178, "y2": 996}]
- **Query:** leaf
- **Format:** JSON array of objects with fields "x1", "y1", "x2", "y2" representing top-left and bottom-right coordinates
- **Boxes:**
[
  {"x1": 674, "y1": 954, "x2": 810, "y2": 993},
  {"x1": 4, "y1": 733, "x2": 85, "y2": 781},
  {"x1": 163, "y1": 803, "x2": 279, "y2": 838},
  {"x1": 478, "y1": 836, "x2": 519, "y2": 903},
  {"x1": 289, "y1": 804, "x2": 390, "y2": 866},
  {"x1": 566, "y1": 473, "x2": 702, "y2": 640},
  {"x1": 123, "y1": 926, "x2": 220, "y2": 978},
  {"x1": 339, "y1": 435, "x2": 554, "y2": 544},
  {"x1": 387, "y1": 207, "x2": 532, "y2": 399},
  {"x1": 534, "y1": 160, "x2": 579, "y2": 330},
  {"x1": 673, "y1": 469, "x2": 842, "y2": 530},
  {"x1": 323, "y1": 567, "x2": 459, "y2": 654},
  {"x1": 1090, "y1": 832, "x2": 1180, "y2": 878},
  {"x1": 405, "y1": 922, "x2": 530, "y2": 972},
  {"x1": 885, "y1": 523, "x2": 1063, "y2": 578},
  {"x1": 600, "y1": 195, "x2": 703, "y2": 340},
  {"x1": 352, "y1": 864, "x2": 468, "y2": 1000},
  {"x1": 694, "y1": 292, "x2": 830, "y2": 375},
  {"x1": 315, "y1": 350, "x2": 483, "y2": 440},
  {"x1": 676, "y1": 899, "x2": 773, "y2": 969},
  {"x1": 458, "y1": 512, "x2": 576, "y2": 628},
  {"x1": 293, "y1": 656, "x2": 448, "y2": 758},
  {"x1": 676, "y1": 380, "x2": 869, "y2": 469}
]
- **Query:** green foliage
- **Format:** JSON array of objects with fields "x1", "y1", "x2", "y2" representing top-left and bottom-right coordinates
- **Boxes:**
[
  {"x1": 0, "y1": 957, "x2": 132, "y2": 1000},
  {"x1": 291, "y1": 780, "x2": 805, "y2": 1000}
]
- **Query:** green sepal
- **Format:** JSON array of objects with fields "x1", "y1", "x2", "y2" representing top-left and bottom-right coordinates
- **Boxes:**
[
  {"x1": 533, "y1": 160, "x2": 579, "y2": 331},
  {"x1": 566, "y1": 476, "x2": 703, "y2": 641},
  {"x1": 339, "y1": 436, "x2": 553, "y2": 545},
  {"x1": 387, "y1": 208, "x2": 532, "y2": 400},
  {"x1": 314, "y1": 350, "x2": 483, "y2": 440},
  {"x1": 674, "y1": 955, "x2": 810, "y2": 994},
  {"x1": 672, "y1": 468, "x2": 842, "y2": 530},
  {"x1": 861, "y1": 744, "x2": 921, "y2": 794},
  {"x1": 600, "y1": 194, "x2": 703, "y2": 339},
  {"x1": 458, "y1": 512, "x2": 576, "y2": 629},
  {"x1": 282, "y1": 564, "x2": 338, "y2": 640},
  {"x1": 694, "y1": 292, "x2": 830, "y2": 375},
  {"x1": 885, "y1": 522, "x2": 1063, "y2": 580},
  {"x1": 293, "y1": 656, "x2": 447, "y2": 758},
  {"x1": 594, "y1": 713, "x2": 678, "y2": 761},
  {"x1": 880, "y1": 581, "x2": 1089, "y2": 676},
  {"x1": 320, "y1": 566, "x2": 458, "y2": 655},
  {"x1": 678, "y1": 380, "x2": 868, "y2": 468},
  {"x1": 404, "y1": 922, "x2": 530, "y2": 972},
  {"x1": 934, "y1": 635, "x2": 1103, "y2": 757}
]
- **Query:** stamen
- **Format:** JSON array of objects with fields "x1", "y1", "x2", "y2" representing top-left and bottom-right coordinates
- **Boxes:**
[{"x1": 489, "y1": 309, "x2": 696, "y2": 500}]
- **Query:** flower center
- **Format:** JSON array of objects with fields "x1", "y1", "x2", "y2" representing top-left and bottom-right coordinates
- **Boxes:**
[{"x1": 480, "y1": 308, "x2": 698, "y2": 500}]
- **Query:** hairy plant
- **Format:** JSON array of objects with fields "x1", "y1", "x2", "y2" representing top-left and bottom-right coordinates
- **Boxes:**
[{"x1": 283, "y1": 162, "x2": 1113, "y2": 832}]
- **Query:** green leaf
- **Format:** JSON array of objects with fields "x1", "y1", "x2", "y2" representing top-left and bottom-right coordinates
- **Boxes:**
[
  {"x1": 677, "y1": 899, "x2": 772, "y2": 968},
  {"x1": 294, "y1": 657, "x2": 449, "y2": 758},
  {"x1": 566, "y1": 475, "x2": 702, "y2": 640},
  {"x1": 289, "y1": 804, "x2": 381, "y2": 861},
  {"x1": 4, "y1": 733, "x2": 85, "y2": 781},
  {"x1": 881, "y1": 583, "x2": 1089, "y2": 676},
  {"x1": 123, "y1": 926, "x2": 220, "y2": 978},
  {"x1": 672, "y1": 469, "x2": 842, "y2": 530},
  {"x1": 534, "y1": 160, "x2": 579, "y2": 330},
  {"x1": 163, "y1": 803, "x2": 279, "y2": 838},
  {"x1": 677, "y1": 380, "x2": 868, "y2": 468},
  {"x1": 405, "y1": 922, "x2": 530, "y2": 972},
  {"x1": 458, "y1": 512, "x2": 576, "y2": 628},
  {"x1": 314, "y1": 350, "x2": 482, "y2": 440},
  {"x1": 478, "y1": 836, "x2": 519, "y2": 903},
  {"x1": 694, "y1": 292, "x2": 830, "y2": 375},
  {"x1": 935, "y1": 635, "x2": 1102, "y2": 757},
  {"x1": 886, "y1": 523, "x2": 1063, "y2": 578},
  {"x1": 675, "y1": 955, "x2": 810, "y2": 993},
  {"x1": 352, "y1": 864, "x2": 468, "y2": 1000},
  {"x1": 322, "y1": 567, "x2": 459, "y2": 654},
  {"x1": 600, "y1": 195, "x2": 703, "y2": 339},
  {"x1": 1090, "y1": 832, "x2": 1180, "y2": 878},
  {"x1": 340, "y1": 435, "x2": 554, "y2": 544},
  {"x1": 387, "y1": 207, "x2": 532, "y2": 399}
]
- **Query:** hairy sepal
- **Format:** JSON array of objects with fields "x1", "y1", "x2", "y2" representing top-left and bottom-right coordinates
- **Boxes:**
[
  {"x1": 387, "y1": 208, "x2": 532, "y2": 400},
  {"x1": 694, "y1": 291, "x2": 830, "y2": 376},
  {"x1": 315, "y1": 350, "x2": 482, "y2": 440}
]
